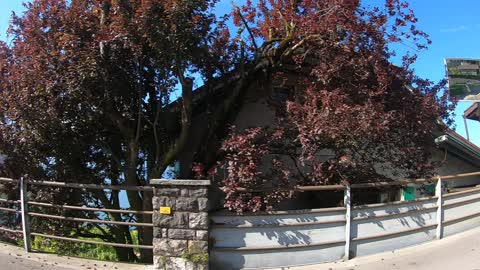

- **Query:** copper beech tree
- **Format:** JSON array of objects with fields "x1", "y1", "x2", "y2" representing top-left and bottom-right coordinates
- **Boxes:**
[
  {"x1": 0, "y1": 0, "x2": 455, "y2": 259},
  {"x1": 0, "y1": 0, "x2": 224, "y2": 262},
  {"x1": 204, "y1": 0, "x2": 456, "y2": 212}
]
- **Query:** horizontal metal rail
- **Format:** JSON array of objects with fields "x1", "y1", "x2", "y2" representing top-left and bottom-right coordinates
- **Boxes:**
[
  {"x1": 26, "y1": 180, "x2": 154, "y2": 192},
  {"x1": 212, "y1": 218, "x2": 346, "y2": 228},
  {"x1": 0, "y1": 226, "x2": 22, "y2": 234},
  {"x1": 30, "y1": 232, "x2": 153, "y2": 249},
  {"x1": 353, "y1": 195, "x2": 437, "y2": 210},
  {"x1": 297, "y1": 185, "x2": 345, "y2": 191},
  {"x1": 212, "y1": 239, "x2": 345, "y2": 252},
  {"x1": 211, "y1": 207, "x2": 346, "y2": 217},
  {"x1": 235, "y1": 172, "x2": 480, "y2": 192},
  {"x1": 443, "y1": 186, "x2": 480, "y2": 198},
  {"x1": 0, "y1": 206, "x2": 19, "y2": 213},
  {"x1": 0, "y1": 199, "x2": 20, "y2": 204},
  {"x1": 443, "y1": 196, "x2": 480, "y2": 209},
  {"x1": 28, "y1": 201, "x2": 153, "y2": 215},
  {"x1": 352, "y1": 205, "x2": 438, "y2": 222},
  {"x1": 351, "y1": 223, "x2": 437, "y2": 242},
  {"x1": 235, "y1": 185, "x2": 345, "y2": 192},
  {"x1": 28, "y1": 212, "x2": 153, "y2": 227},
  {"x1": 0, "y1": 178, "x2": 17, "y2": 183},
  {"x1": 443, "y1": 211, "x2": 480, "y2": 225}
]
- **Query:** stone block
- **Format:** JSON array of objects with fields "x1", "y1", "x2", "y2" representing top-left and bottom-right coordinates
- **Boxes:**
[
  {"x1": 153, "y1": 238, "x2": 188, "y2": 257},
  {"x1": 154, "y1": 255, "x2": 208, "y2": 270},
  {"x1": 189, "y1": 188, "x2": 208, "y2": 198},
  {"x1": 197, "y1": 198, "x2": 208, "y2": 211},
  {"x1": 153, "y1": 196, "x2": 176, "y2": 210},
  {"x1": 180, "y1": 188, "x2": 190, "y2": 197},
  {"x1": 176, "y1": 197, "x2": 198, "y2": 212},
  {"x1": 154, "y1": 212, "x2": 188, "y2": 228},
  {"x1": 188, "y1": 240, "x2": 208, "y2": 254},
  {"x1": 168, "y1": 228, "x2": 196, "y2": 240},
  {"x1": 153, "y1": 227, "x2": 163, "y2": 238},
  {"x1": 150, "y1": 179, "x2": 210, "y2": 186},
  {"x1": 171, "y1": 257, "x2": 207, "y2": 270},
  {"x1": 195, "y1": 230, "x2": 208, "y2": 241},
  {"x1": 155, "y1": 187, "x2": 181, "y2": 197},
  {"x1": 189, "y1": 212, "x2": 209, "y2": 229},
  {"x1": 153, "y1": 255, "x2": 167, "y2": 270}
]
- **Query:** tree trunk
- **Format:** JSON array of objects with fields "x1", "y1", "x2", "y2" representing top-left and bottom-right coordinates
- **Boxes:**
[
  {"x1": 138, "y1": 190, "x2": 153, "y2": 263},
  {"x1": 112, "y1": 226, "x2": 137, "y2": 262}
]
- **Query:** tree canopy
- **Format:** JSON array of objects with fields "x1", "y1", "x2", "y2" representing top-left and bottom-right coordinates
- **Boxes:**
[
  {"x1": 210, "y1": 0, "x2": 455, "y2": 212},
  {"x1": 0, "y1": 0, "x2": 222, "y2": 262},
  {"x1": 0, "y1": 0, "x2": 455, "y2": 259}
]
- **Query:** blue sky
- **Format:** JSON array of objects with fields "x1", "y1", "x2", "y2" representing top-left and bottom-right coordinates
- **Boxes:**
[{"x1": 1, "y1": 0, "x2": 479, "y2": 146}]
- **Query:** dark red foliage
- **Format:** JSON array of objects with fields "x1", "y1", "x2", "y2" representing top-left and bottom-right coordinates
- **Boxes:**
[
  {"x1": 219, "y1": 0, "x2": 455, "y2": 212},
  {"x1": 0, "y1": 0, "x2": 222, "y2": 262},
  {"x1": 0, "y1": 0, "x2": 455, "y2": 215}
]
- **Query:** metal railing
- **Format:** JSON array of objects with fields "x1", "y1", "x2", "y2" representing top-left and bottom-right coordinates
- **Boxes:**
[
  {"x1": 2, "y1": 172, "x2": 480, "y2": 262},
  {"x1": 216, "y1": 171, "x2": 480, "y2": 260},
  {"x1": 234, "y1": 172, "x2": 480, "y2": 192},
  {"x1": 0, "y1": 177, "x2": 154, "y2": 252}
]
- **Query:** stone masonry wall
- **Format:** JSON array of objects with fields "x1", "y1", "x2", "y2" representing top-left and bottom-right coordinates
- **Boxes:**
[{"x1": 151, "y1": 179, "x2": 210, "y2": 270}]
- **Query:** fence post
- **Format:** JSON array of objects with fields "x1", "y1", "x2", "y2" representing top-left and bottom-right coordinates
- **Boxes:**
[
  {"x1": 20, "y1": 177, "x2": 31, "y2": 252},
  {"x1": 435, "y1": 177, "x2": 443, "y2": 240},
  {"x1": 344, "y1": 183, "x2": 351, "y2": 260},
  {"x1": 150, "y1": 179, "x2": 210, "y2": 270}
]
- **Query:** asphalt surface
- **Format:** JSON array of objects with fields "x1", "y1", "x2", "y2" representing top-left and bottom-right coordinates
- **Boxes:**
[
  {"x1": 2, "y1": 227, "x2": 480, "y2": 269},
  {"x1": 0, "y1": 252, "x2": 70, "y2": 270},
  {"x1": 287, "y1": 226, "x2": 480, "y2": 270},
  {"x1": 0, "y1": 243, "x2": 147, "y2": 270}
]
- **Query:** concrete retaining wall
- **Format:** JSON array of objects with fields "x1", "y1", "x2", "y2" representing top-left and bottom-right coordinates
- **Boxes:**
[{"x1": 210, "y1": 187, "x2": 480, "y2": 269}]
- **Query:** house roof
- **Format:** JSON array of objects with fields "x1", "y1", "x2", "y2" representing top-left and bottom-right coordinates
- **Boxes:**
[
  {"x1": 464, "y1": 102, "x2": 480, "y2": 121},
  {"x1": 172, "y1": 64, "x2": 480, "y2": 167},
  {"x1": 441, "y1": 128, "x2": 480, "y2": 167}
]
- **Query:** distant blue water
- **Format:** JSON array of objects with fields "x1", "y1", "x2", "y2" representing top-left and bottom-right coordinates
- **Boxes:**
[{"x1": 118, "y1": 164, "x2": 177, "y2": 209}]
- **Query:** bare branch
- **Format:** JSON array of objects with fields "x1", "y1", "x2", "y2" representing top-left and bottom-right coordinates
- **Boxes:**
[{"x1": 234, "y1": 6, "x2": 259, "y2": 53}]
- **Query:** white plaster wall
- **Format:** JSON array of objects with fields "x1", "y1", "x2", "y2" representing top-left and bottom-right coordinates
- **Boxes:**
[{"x1": 432, "y1": 147, "x2": 480, "y2": 188}]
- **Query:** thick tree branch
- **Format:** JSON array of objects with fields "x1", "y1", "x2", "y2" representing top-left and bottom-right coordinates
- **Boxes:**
[
  {"x1": 235, "y1": 6, "x2": 259, "y2": 53},
  {"x1": 154, "y1": 64, "x2": 193, "y2": 177}
]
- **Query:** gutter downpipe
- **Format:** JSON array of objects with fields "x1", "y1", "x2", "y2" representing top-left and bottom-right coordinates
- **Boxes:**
[{"x1": 463, "y1": 116, "x2": 470, "y2": 141}]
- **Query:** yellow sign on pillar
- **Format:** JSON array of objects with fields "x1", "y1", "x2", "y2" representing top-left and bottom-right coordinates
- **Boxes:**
[{"x1": 159, "y1": 207, "x2": 172, "y2": 215}]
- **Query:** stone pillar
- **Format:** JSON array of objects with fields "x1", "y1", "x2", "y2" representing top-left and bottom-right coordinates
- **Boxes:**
[{"x1": 151, "y1": 179, "x2": 210, "y2": 270}]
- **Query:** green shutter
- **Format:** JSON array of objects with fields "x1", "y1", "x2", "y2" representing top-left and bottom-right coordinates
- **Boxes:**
[{"x1": 403, "y1": 187, "x2": 415, "y2": 201}]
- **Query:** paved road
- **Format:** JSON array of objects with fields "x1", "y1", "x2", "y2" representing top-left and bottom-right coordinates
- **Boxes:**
[
  {"x1": 0, "y1": 252, "x2": 70, "y2": 270},
  {"x1": 287, "y1": 227, "x2": 480, "y2": 270},
  {"x1": 3, "y1": 227, "x2": 480, "y2": 270},
  {"x1": 0, "y1": 243, "x2": 147, "y2": 270}
]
